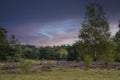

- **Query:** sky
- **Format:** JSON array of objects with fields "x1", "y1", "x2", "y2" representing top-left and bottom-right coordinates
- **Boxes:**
[{"x1": 0, "y1": 0, "x2": 120, "y2": 46}]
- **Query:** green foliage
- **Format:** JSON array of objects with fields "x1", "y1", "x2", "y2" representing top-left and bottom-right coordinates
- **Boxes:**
[
  {"x1": 113, "y1": 21, "x2": 120, "y2": 62},
  {"x1": 6, "y1": 56, "x2": 14, "y2": 62},
  {"x1": 79, "y1": 3, "x2": 112, "y2": 62},
  {"x1": 39, "y1": 46, "x2": 55, "y2": 60},
  {"x1": 76, "y1": 57, "x2": 81, "y2": 62},
  {"x1": 58, "y1": 48, "x2": 68, "y2": 60},
  {"x1": 98, "y1": 41, "x2": 114, "y2": 62},
  {"x1": 0, "y1": 27, "x2": 9, "y2": 61},
  {"x1": 99, "y1": 54, "x2": 114, "y2": 62},
  {"x1": 9, "y1": 35, "x2": 22, "y2": 62},
  {"x1": 38, "y1": 46, "x2": 69, "y2": 61},
  {"x1": 67, "y1": 44, "x2": 81, "y2": 61},
  {"x1": 67, "y1": 46, "x2": 77, "y2": 61},
  {"x1": 3, "y1": 62, "x2": 12, "y2": 70},
  {"x1": 114, "y1": 53, "x2": 120, "y2": 62},
  {"x1": 84, "y1": 55, "x2": 93, "y2": 67},
  {"x1": 22, "y1": 45, "x2": 39, "y2": 59},
  {"x1": 20, "y1": 59, "x2": 33, "y2": 72},
  {"x1": 0, "y1": 27, "x2": 22, "y2": 62},
  {"x1": 0, "y1": 27, "x2": 8, "y2": 47}
]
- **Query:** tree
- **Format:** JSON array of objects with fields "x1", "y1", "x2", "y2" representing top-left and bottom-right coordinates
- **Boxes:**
[
  {"x1": 22, "y1": 45, "x2": 39, "y2": 59},
  {"x1": 74, "y1": 41, "x2": 86, "y2": 62},
  {"x1": 8, "y1": 35, "x2": 22, "y2": 62},
  {"x1": 39, "y1": 46, "x2": 54, "y2": 60},
  {"x1": 0, "y1": 27, "x2": 9, "y2": 61},
  {"x1": 0, "y1": 27, "x2": 22, "y2": 62},
  {"x1": 67, "y1": 43, "x2": 83, "y2": 61},
  {"x1": 114, "y1": 20, "x2": 120, "y2": 61},
  {"x1": 57, "y1": 48, "x2": 68, "y2": 60},
  {"x1": 79, "y1": 3, "x2": 113, "y2": 62}
]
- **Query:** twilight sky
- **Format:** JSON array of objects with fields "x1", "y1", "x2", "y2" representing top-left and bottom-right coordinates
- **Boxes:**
[{"x1": 0, "y1": 0, "x2": 120, "y2": 46}]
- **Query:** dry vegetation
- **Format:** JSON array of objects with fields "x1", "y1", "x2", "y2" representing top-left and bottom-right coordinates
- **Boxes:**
[
  {"x1": 0, "y1": 60, "x2": 120, "y2": 80},
  {"x1": 0, "y1": 68, "x2": 120, "y2": 80}
]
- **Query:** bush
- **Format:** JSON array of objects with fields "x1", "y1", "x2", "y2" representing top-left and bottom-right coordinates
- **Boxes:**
[
  {"x1": 84, "y1": 55, "x2": 93, "y2": 67},
  {"x1": 20, "y1": 59, "x2": 33, "y2": 72},
  {"x1": 76, "y1": 57, "x2": 81, "y2": 62},
  {"x1": 99, "y1": 53, "x2": 114, "y2": 62},
  {"x1": 40, "y1": 58, "x2": 45, "y2": 64},
  {"x1": 115, "y1": 53, "x2": 120, "y2": 62},
  {"x1": 2, "y1": 62, "x2": 12, "y2": 70}
]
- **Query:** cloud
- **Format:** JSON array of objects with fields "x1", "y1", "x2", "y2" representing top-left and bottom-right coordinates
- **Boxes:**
[
  {"x1": 110, "y1": 24, "x2": 119, "y2": 35},
  {"x1": 8, "y1": 18, "x2": 80, "y2": 46},
  {"x1": 7, "y1": 17, "x2": 120, "y2": 47},
  {"x1": 27, "y1": 29, "x2": 79, "y2": 46}
]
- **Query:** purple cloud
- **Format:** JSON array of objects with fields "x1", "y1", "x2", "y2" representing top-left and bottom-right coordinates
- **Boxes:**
[
  {"x1": 8, "y1": 18, "x2": 80, "y2": 46},
  {"x1": 7, "y1": 18, "x2": 119, "y2": 47},
  {"x1": 110, "y1": 24, "x2": 119, "y2": 35}
]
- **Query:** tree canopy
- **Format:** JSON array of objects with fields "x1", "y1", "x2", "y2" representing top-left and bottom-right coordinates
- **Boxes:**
[{"x1": 79, "y1": 3, "x2": 114, "y2": 62}]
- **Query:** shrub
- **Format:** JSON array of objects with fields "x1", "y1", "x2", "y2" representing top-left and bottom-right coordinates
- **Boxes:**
[
  {"x1": 3, "y1": 62, "x2": 12, "y2": 70},
  {"x1": 40, "y1": 58, "x2": 45, "y2": 64},
  {"x1": 115, "y1": 52, "x2": 120, "y2": 62},
  {"x1": 84, "y1": 55, "x2": 93, "y2": 67},
  {"x1": 99, "y1": 53, "x2": 114, "y2": 62},
  {"x1": 20, "y1": 59, "x2": 33, "y2": 72},
  {"x1": 76, "y1": 57, "x2": 81, "y2": 62}
]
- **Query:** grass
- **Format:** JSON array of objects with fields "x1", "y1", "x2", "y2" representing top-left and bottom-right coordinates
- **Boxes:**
[{"x1": 0, "y1": 68, "x2": 120, "y2": 80}]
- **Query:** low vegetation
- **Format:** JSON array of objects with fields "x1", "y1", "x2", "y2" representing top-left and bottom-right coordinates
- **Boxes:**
[{"x1": 0, "y1": 68, "x2": 120, "y2": 80}]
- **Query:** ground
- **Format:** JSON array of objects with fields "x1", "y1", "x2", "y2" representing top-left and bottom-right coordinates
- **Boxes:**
[
  {"x1": 0, "y1": 68, "x2": 120, "y2": 80},
  {"x1": 0, "y1": 60, "x2": 120, "y2": 80}
]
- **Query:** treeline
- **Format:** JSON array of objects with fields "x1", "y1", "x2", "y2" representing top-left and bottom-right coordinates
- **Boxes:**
[
  {"x1": 0, "y1": 3, "x2": 120, "y2": 62},
  {"x1": 22, "y1": 45, "x2": 68, "y2": 61}
]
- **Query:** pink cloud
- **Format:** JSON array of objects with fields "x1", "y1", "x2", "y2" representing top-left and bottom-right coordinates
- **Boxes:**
[
  {"x1": 110, "y1": 24, "x2": 119, "y2": 35},
  {"x1": 9, "y1": 23, "x2": 41, "y2": 36},
  {"x1": 26, "y1": 28, "x2": 79, "y2": 46}
]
